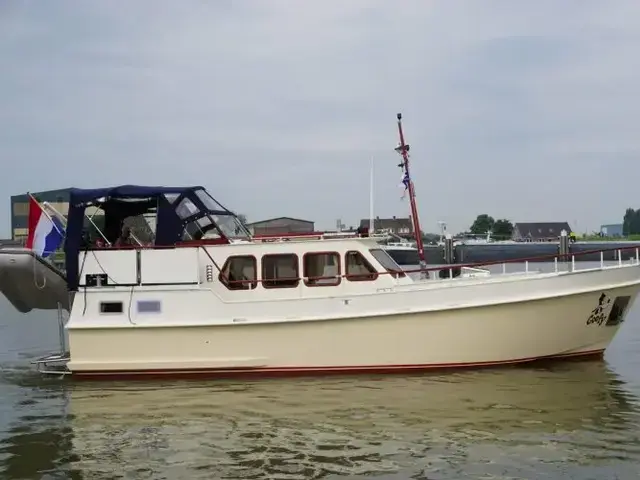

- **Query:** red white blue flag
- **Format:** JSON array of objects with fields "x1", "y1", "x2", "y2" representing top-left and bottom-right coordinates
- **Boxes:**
[{"x1": 26, "y1": 196, "x2": 65, "y2": 258}]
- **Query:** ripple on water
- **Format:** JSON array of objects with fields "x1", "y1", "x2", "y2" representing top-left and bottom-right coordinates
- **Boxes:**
[
  {"x1": 3, "y1": 310, "x2": 640, "y2": 478},
  {"x1": 0, "y1": 363, "x2": 622, "y2": 479}
]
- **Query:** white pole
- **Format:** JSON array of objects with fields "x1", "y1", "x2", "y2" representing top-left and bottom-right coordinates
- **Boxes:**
[
  {"x1": 44, "y1": 201, "x2": 112, "y2": 246},
  {"x1": 29, "y1": 194, "x2": 63, "y2": 236},
  {"x1": 369, "y1": 156, "x2": 374, "y2": 233},
  {"x1": 42, "y1": 201, "x2": 68, "y2": 226}
]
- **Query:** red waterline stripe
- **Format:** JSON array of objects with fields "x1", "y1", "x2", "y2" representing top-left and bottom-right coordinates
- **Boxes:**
[{"x1": 69, "y1": 349, "x2": 605, "y2": 381}]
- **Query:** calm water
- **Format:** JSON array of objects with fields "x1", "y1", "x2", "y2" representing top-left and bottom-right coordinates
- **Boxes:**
[{"x1": 2, "y1": 297, "x2": 640, "y2": 479}]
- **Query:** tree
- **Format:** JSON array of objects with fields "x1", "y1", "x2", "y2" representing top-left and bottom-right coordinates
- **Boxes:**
[
  {"x1": 469, "y1": 214, "x2": 495, "y2": 235},
  {"x1": 622, "y1": 208, "x2": 640, "y2": 236},
  {"x1": 492, "y1": 219, "x2": 514, "y2": 239}
]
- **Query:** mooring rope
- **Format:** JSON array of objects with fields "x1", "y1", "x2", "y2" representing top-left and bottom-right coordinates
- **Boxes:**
[{"x1": 32, "y1": 254, "x2": 46, "y2": 290}]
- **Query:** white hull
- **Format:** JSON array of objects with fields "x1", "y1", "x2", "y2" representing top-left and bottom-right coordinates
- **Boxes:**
[
  {"x1": 64, "y1": 247, "x2": 640, "y2": 378},
  {"x1": 11, "y1": 185, "x2": 640, "y2": 380}
]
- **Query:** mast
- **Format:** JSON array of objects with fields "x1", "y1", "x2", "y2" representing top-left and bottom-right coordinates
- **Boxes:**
[{"x1": 395, "y1": 113, "x2": 426, "y2": 267}]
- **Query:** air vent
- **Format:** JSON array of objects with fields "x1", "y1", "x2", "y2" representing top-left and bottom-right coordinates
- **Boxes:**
[{"x1": 100, "y1": 301, "x2": 123, "y2": 314}]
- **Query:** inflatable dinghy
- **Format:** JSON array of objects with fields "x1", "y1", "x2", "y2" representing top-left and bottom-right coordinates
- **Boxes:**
[{"x1": 0, "y1": 248, "x2": 69, "y2": 313}]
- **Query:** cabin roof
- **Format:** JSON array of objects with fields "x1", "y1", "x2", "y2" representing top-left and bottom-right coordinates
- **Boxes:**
[
  {"x1": 69, "y1": 185, "x2": 203, "y2": 206},
  {"x1": 248, "y1": 236, "x2": 380, "y2": 251}
]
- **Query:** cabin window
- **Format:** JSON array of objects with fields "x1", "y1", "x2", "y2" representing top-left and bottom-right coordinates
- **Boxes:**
[
  {"x1": 303, "y1": 252, "x2": 341, "y2": 286},
  {"x1": 100, "y1": 301, "x2": 123, "y2": 314},
  {"x1": 262, "y1": 254, "x2": 299, "y2": 288},
  {"x1": 219, "y1": 255, "x2": 257, "y2": 290},
  {"x1": 369, "y1": 249, "x2": 406, "y2": 278},
  {"x1": 345, "y1": 251, "x2": 378, "y2": 281}
]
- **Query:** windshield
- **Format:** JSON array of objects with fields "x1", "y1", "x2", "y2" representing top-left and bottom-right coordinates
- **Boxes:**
[
  {"x1": 196, "y1": 189, "x2": 225, "y2": 212},
  {"x1": 385, "y1": 248, "x2": 420, "y2": 266},
  {"x1": 369, "y1": 248, "x2": 404, "y2": 273},
  {"x1": 211, "y1": 213, "x2": 251, "y2": 239}
]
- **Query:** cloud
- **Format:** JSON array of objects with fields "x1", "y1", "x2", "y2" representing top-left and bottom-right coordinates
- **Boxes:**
[{"x1": 0, "y1": 0, "x2": 639, "y2": 236}]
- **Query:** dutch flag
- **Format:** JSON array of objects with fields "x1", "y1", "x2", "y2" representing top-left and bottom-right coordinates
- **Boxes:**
[{"x1": 25, "y1": 196, "x2": 65, "y2": 258}]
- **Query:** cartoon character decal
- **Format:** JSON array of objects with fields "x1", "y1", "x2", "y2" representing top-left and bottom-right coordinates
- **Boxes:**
[{"x1": 586, "y1": 293, "x2": 631, "y2": 327}]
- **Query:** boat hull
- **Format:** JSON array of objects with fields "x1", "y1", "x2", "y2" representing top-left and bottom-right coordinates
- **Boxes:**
[{"x1": 66, "y1": 281, "x2": 640, "y2": 379}]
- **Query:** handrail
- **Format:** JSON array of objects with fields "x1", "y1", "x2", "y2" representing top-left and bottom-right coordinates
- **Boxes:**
[
  {"x1": 402, "y1": 244, "x2": 640, "y2": 276},
  {"x1": 83, "y1": 242, "x2": 640, "y2": 263}
]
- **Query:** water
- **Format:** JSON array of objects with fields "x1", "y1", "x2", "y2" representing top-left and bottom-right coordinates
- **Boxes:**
[{"x1": 2, "y1": 298, "x2": 640, "y2": 479}]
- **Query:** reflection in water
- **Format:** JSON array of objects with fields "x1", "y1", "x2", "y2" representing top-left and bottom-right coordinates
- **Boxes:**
[
  {"x1": 1, "y1": 361, "x2": 639, "y2": 479},
  {"x1": 0, "y1": 368, "x2": 80, "y2": 480}
]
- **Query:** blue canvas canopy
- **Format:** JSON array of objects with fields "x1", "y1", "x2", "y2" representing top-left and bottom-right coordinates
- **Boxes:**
[
  {"x1": 64, "y1": 185, "x2": 241, "y2": 291},
  {"x1": 68, "y1": 185, "x2": 201, "y2": 205}
]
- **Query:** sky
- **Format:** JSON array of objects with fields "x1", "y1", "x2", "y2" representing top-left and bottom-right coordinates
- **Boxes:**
[{"x1": 1, "y1": 0, "x2": 639, "y2": 236}]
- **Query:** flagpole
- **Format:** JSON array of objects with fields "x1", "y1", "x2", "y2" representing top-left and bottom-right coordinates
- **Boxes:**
[
  {"x1": 395, "y1": 113, "x2": 426, "y2": 269},
  {"x1": 369, "y1": 156, "x2": 375, "y2": 233},
  {"x1": 28, "y1": 193, "x2": 64, "y2": 236},
  {"x1": 43, "y1": 200, "x2": 112, "y2": 246},
  {"x1": 42, "y1": 201, "x2": 67, "y2": 226}
]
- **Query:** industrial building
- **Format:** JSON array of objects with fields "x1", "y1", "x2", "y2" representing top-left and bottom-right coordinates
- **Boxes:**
[
  {"x1": 10, "y1": 188, "x2": 72, "y2": 241},
  {"x1": 10, "y1": 187, "x2": 111, "y2": 242},
  {"x1": 600, "y1": 223, "x2": 624, "y2": 237}
]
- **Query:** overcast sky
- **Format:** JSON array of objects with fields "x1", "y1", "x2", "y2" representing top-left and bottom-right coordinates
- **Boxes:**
[{"x1": 1, "y1": 0, "x2": 639, "y2": 236}]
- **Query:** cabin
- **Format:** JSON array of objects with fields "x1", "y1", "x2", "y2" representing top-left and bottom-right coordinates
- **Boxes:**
[{"x1": 67, "y1": 186, "x2": 409, "y2": 302}]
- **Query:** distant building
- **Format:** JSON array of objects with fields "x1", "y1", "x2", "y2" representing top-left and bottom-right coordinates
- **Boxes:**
[
  {"x1": 10, "y1": 187, "x2": 109, "y2": 243},
  {"x1": 600, "y1": 223, "x2": 624, "y2": 237},
  {"x1": 359, "y1": 216, "x2": 413, "y2": 235},
  {"x1": 10, "y1": 188, "x2": 72, "y2": 241},
  {"x1": 246, "y1": 217, "x2": 315, "y2": 236},
  {"x1": 0, "y1": 238, "x2": 22, "y2": 248},
  {"x1": 512, "y1": 222, "x2": 572, "y2": 242}
]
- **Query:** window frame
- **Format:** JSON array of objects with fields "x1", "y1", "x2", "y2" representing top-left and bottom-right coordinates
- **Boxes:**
[
  {"x1": 345, "y1": 250, "x2": 379, "y2": 282},
  {"x1": 303, "y1": 251, "x2": 341, "y2": 287},
  {"x1": 218, "y1": 255, "x2": 258, "y2": 290},
  {"x1": 261, "y1": 253, "x2": 300, "y2": 289}
]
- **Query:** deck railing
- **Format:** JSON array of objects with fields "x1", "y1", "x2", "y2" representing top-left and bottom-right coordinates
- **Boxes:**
[{"x1": 403, "y1": 245, "x2": 640, "y2": 281}]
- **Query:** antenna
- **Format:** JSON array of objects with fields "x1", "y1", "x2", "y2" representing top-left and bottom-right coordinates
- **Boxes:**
[{"x1": 369, "y1": 156, "x2": 374, "y2": 233}]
